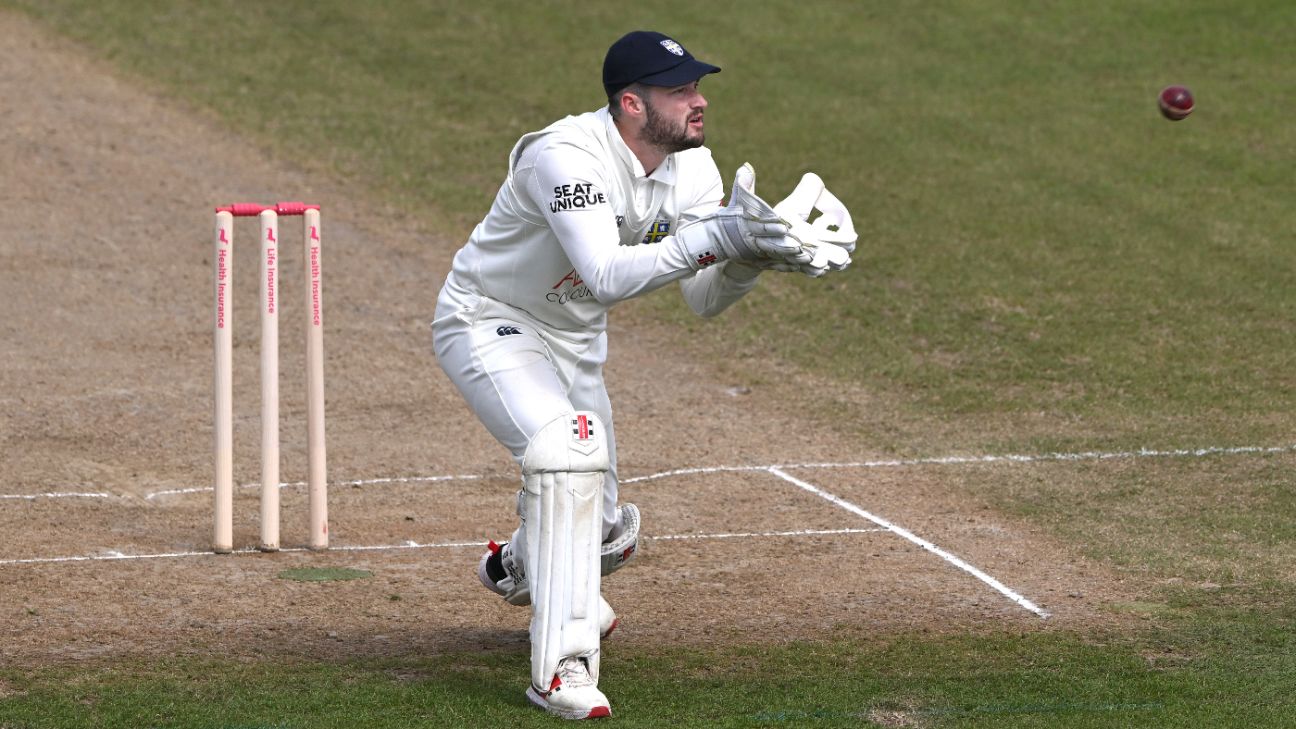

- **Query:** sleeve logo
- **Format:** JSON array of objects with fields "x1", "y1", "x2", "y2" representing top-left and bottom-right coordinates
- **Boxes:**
[{"x1": 550, "y1": 183, "x2": 607, "y2": 213}]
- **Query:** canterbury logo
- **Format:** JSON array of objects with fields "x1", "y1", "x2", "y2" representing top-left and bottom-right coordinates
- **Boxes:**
[{"x1": 496, "y1": 326, "x2": 522, "y2": 336}]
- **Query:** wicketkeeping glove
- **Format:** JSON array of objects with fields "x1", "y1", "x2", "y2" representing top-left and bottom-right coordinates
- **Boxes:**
[
  {"x1": 773, "y1": 172, "x2": 858, "y2": 277},
  {"x1": 674, "y1": 164, "x2": 811, "y2": 271}
]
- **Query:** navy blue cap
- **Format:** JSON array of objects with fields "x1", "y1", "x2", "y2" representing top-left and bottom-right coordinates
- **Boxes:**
[{"x1": 602, "y1": 31, "x2": 720, "y2": 98}]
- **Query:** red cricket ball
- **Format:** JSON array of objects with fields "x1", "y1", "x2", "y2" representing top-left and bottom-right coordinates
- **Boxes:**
[{"x1": 1158, "y1": 85, "x2": 1194, "y2": 121}]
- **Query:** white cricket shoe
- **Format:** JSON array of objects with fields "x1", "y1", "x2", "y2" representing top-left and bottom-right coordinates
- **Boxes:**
[
  {"x1": 479, "y1": 541, "x2": 619, "y2": 638},
  {"x1": 526, "y1": 657, "x2": 611, "y2": 720}
]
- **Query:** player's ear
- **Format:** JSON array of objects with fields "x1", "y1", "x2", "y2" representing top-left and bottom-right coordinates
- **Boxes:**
[{"x1": 619, "y1": 87, "x2": 646, "y2": 117}]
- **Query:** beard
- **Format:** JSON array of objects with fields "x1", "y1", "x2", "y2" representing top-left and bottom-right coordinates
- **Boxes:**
[{"x1": 641, "y1": 99, "x2": 704, "y2": 153}]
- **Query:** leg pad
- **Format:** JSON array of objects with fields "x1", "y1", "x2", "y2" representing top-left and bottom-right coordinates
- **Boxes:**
[{"x1": 521, "y1": 412, "x2": 609, "y2": 688}]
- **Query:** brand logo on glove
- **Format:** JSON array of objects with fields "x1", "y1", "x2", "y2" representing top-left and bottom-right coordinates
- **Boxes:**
[
  {"x1": 695, "y1": 250, "x2": 718, "y2": 268},
  {"x1": 549, "y1": 183, "x2": 607, "y2": 213},
  {"x1": 495, "y1": 326, "x2": 522, "y2": 336}
]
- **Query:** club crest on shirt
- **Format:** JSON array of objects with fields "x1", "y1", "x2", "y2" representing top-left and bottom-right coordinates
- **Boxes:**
[
  {"x1": 550, "y1": 183, "x2": 607, "y2": 213},
  {"x1": 642, "y1": 220, "x2": 671, "y2": 244}
]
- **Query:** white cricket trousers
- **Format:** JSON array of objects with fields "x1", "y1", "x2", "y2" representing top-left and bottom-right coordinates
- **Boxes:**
[{"x1": 432, "y1": 278, "x2": 621, "y2": 539}]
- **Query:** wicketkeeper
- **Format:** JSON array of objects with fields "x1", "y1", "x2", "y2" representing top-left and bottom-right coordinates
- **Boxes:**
[{"x1": 431, "y1": 29, "x2": 856, "y2": 720}]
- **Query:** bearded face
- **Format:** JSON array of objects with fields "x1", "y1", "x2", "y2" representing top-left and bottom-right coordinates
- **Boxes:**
[{"x1": 639, "y1": 86, "x2": 705, "y2": 153}]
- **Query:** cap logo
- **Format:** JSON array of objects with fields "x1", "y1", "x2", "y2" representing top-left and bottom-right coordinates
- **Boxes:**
[{"x1": 660, "y1": 39, "x2": 685, "y2": 56}]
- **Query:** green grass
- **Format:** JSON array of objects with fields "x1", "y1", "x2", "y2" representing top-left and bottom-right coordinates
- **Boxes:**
[
  {"x1": 968, "y1": 453, "x2": 1296, "y2": 588},
  {"x1": 8, "y1": 0, "x2": 1295, "y2": 449},
  {"x1": 5, "y1": 1, "x2": 1296, "y2": 727},
  {"x1": 3, "y1": 619, "x2": 1295, "y2": 727}
]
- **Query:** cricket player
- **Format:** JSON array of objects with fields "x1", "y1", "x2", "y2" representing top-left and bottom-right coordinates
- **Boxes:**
[{"x1": 431, "y1": 30, "x2": 855, "y2": 719}]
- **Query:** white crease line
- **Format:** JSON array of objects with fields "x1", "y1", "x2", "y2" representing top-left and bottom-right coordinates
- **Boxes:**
[
  {"x1": 339, "y1": 474, "x2": 487, "y2": 487},
  {"x1": 331, "y1": 540, "x2": 487, "y2": 553},
  {"x1": 0, "y1": 528, "x2": 881, "y2": 567},
  {"x1": 767, "y1": 467, "x2": 1050, "y2": 619},
  {"x1": 144, "y1": 474, "x2": 485, "y2": 500},
  {"x1": 623, "y1": 465, "x2": 763, "y2": 484},
  {"x1": 626, "y1": 444, "x2": 1296, "y2": 483},
  {"x1": 144, "y1": 486, "x2": 209, "y2": 498},
  {"x1": 1, "y1": 492, "x2": 114, "y2": 500},
  {"x1": 652, "y1": 527, "x2": 883, "y2": 540},
  {"x1": 784, "y1": 444, "x2": 1296, "y2": 471},
  {"x1": 11, "y1": 442, "x2": 1294, "y2": 503},
  {"x1": 0, "y1": 550, "x2": 216, "y2": 564}
]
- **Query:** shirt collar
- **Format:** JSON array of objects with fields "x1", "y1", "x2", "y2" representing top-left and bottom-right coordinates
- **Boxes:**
[{"x1": 600, "y1": 107, "x2": 678, "y2": 186}]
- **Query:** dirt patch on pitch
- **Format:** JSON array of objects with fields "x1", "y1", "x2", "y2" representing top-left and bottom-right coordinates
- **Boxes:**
[{"x1": 0, "y1": 9, "x2": 1135, "y2": 667}]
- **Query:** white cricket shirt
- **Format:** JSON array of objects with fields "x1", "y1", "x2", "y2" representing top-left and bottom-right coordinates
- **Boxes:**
[{"x1": 443, "y1": 107, "x2": 759, "y2": 337}]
